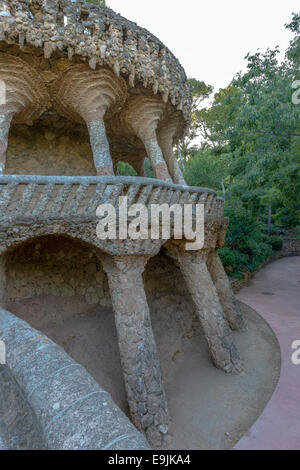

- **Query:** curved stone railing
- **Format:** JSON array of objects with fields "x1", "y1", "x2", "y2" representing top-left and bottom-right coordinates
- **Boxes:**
[
  {"x1": 0, "y1": 307, "x2": 150, "y2": 450},
  {"x1": 0, "y1": 175, "x2": 224, "y2": 220}
]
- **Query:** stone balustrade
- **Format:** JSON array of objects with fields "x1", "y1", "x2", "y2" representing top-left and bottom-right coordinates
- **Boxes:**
[
  {"x1": 0, "y1": 174, "x2": 224, "y2": 257},
  {"x1": 0, "y1": 174, "x2": 222, "y2": 222}
]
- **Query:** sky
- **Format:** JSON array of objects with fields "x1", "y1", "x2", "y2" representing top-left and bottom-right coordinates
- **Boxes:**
[{"x1": 108, "y1": 0, "x2": 300, "y2": 94}]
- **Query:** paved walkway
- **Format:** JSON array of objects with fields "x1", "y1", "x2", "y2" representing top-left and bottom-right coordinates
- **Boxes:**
[{"x1": 235, "y1": 257, "x2": 300, "y2": 450}]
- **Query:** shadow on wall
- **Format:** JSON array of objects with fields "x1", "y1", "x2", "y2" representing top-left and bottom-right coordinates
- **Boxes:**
[{"x1": 3, "y1": 235, "x2": 199, "y2": 414}]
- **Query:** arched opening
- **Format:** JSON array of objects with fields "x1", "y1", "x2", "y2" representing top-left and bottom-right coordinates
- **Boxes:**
[
  {"x1": 144, "y1": 249, "x2": 202, "y2": 384},
  {"x1": 2, "y1": 236, "x2": 201, "y2": 412},
  {"x1": 3, "y1": 235, "x2": 128, "y2": 412}
]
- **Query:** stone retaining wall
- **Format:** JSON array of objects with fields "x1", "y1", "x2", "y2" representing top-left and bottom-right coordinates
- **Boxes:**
[{"x1": 282, "y1": 238, "x2": 300, "y2": 257}]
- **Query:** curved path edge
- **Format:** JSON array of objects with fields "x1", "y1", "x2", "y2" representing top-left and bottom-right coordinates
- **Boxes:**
[{"x1": 235, "y1": 257, "x2": 300, "y2": 450}]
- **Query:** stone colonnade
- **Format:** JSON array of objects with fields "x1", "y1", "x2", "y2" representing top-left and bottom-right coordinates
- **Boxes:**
[
  {"x1": 0, "y1": 54, "x2": 186, "y2": 184},
  {"x1": 53, "y1": 65, "x2": 186, "y2": 184},
  {"x1": 0, "y1": 237, "x2": 245, "y2": 447},
  {"x1": 95, "y1": 240, "x2": 245, "y2": 446}
]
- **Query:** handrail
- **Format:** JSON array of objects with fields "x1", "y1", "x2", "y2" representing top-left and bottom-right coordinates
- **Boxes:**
[{"x1": 0, "y1": 174, "x2": 218, "y2": 196}]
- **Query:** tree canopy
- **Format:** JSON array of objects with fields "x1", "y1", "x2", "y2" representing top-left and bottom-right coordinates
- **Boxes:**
[
  {"x1": 101, "y1": 10, "x2": 300, "y2": 276},
  {"x1": 182, "y1": 12, "x2": 300, "y2": 274}
]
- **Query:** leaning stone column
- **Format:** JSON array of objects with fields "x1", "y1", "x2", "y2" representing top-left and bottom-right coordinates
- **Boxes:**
[
  {"x1": 207, "y1": 250, "x2": 246, "y2": 331},
  {"x1": 157, "y1": 118, "x2": 186, "y2": 185},
  {"x1": 53, "y1": 65, "x2": 127, "y2": 176},
  {"x1": 100, "y1": 254, "x2": 169, "y2": 447},
  {"x1": 0, "y1": 114, "x2": 11, "y2": 174},
  {"x1": 166, "y1": 244, "x2": 243, "y2": 374},
  {"x1": 207, "y1": 218, "x2": 247, "y2": 331},
  {"x1": 120, "y1": 96, "x2": 172, "y2": 182}
]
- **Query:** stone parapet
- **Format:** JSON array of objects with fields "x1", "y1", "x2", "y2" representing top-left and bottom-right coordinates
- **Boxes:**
[
  {"x1": 0, "y1": 174, "x2": 224, "y2": 255},
  {"x1": 0, "y1": 307, "x2": 150, "y2": 450}
]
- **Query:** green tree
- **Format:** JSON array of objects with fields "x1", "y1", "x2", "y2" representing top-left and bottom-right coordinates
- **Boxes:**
[
  {"x1": 177, "y1": 78, "x2": 213, "y2": 162},
  {"x1": 286, "y1": 12, "x2": 300, "y2": 67},
  {"x1": 184, "y1": 12, "x2": 300, "y2": 272},
  {"x1": 196, "y1": 28, "x2": 300, "y2": 229}
]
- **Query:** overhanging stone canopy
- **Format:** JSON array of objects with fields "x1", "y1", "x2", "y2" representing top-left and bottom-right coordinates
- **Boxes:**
[
  {"x1": 0, "y1": 0, "x2": 190, "y2": 183},
  {"x1": 0, "y1": 0, "x2": 247, "y2": 449},
  {"x1": 0, "y1": 0, "x2": 192, "y2": 120}
]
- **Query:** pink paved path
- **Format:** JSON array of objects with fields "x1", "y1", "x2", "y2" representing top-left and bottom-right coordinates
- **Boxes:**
[{"x1": 235, "y1": 257, "x2": 300, "y2": 450}]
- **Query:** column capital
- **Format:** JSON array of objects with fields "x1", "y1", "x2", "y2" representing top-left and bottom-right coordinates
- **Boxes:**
[
  {"x1": 100, "y1": 254, "x2": 151, "y2": 276},
  {"x1": 165, "y1": 240, "x2": 208, "y2": 264}
]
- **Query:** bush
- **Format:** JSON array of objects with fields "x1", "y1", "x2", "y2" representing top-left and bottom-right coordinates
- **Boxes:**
[
  {"x1": 117, "y1": 162, "x2": 137, "y2": 177},
  {"x1": 222, "y1": 204, "x2": 272, "y2": 273},
  {"x1": 144, "y1": 158, "x2": 156, "y2": 179},
  {"x1": 218, "y1": 247, "x2": 248, "y2": 275},
  {"x1": 269, "y1": 235, "x2": 283, "y2": 251}
]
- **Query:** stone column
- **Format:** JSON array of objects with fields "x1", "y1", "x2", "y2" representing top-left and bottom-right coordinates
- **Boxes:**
[
  {"x1": 53, "y1": 65, "x2": 127, "y2": 177},
  {"x1": 0, "y1": 114, "x2": 11, "y2": 174},
  {"x1": 74, "y1": 99, "x2": 115, "y2": 178},
  {"x1": 100, "y1": 254, "x2": 169, "y2": 447},
  {"x1": 121, "y1": 97, "x2": 172, "y2": 182},
  {"x1": 207, "y1": 250, "x2": 247, "y2": 331},
  {"x1": 143, "y1": 138, "x2": 172, "y2": 183},
  {"x1": 166, "y1": 245, "x2": 243, "y2": 374},
  {"x1": 157, "y1": 120, "x2": 186, "y2": 185},
  {"x1": 85, "y1": 115, "x2": 114, "y2": 177}
]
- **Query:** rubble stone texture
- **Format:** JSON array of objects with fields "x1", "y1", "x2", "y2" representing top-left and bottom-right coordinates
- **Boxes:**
[
  {"x1": 0, "y1": 307, "x2": 150, "y2": 450},
  {"x1": 101, "y1": 255, "x2": 169, "y2": 447},
  {"x1": 165, "y1": 243, "x2": 243, "y2": 375},
  {"x1": 0, "y1": 0, "x2": 246, "y2": 449}
]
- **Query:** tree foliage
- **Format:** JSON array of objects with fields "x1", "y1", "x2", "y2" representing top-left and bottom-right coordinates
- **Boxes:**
[
  {"x1": 177, "y1": 79, "x2": 213, "y2": 162},
  {"x1": 92, "y1": 11, "x2": 300, "y2": 274},
  {"x1": 183, "y1": 12, "x2": 300, "y2": 273}
]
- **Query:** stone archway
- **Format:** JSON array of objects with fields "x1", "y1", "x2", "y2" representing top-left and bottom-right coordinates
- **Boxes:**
[
  {"x1": 2, "y1": 234, "x2": 128, "y2": 412},
  {"x1": 1, "y1": 236, "x2": 199, "y2": 425}
]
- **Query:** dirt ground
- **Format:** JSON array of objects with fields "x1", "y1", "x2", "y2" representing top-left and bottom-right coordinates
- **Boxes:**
[{"x1": 7, "y1": 296, "x2": 280, "y2": 450}]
